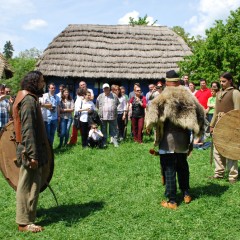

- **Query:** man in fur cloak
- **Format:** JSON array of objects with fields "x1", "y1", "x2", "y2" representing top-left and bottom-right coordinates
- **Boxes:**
[{"x1": 145, "y1": 70, "x2": 205, "y2": 210}]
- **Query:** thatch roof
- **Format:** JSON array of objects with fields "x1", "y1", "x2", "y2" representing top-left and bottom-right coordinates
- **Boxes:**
[
  {"x1": 0, "y1": 53, "x2": 13, "y2": 79},
  {"x1": 36, "y1": 24, "x2": 191, "y2": 80}
]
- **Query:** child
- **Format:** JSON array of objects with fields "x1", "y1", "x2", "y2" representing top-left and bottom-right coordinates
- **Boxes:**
[
  {"x1": 206, "y1": 88, "x2": 218, "y2": 123},
  {"x1": 88, "y1": 123, "x2": 104, "y2": 148},
  {"x1": 193, "y1": 136, "x2": 211, "y2": 150}
]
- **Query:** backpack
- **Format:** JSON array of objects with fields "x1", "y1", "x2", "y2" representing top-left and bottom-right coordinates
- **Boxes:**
[{"x1": 88, "y1": 110, "x2": 101, "y2": 126}]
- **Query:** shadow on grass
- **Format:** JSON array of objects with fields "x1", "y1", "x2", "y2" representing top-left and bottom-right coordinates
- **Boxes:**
[
  {"x1": 37, "y1": 200, "x2": 105, "y2": 227},
  {"x1": 190, "y1": 182, "x2": 229, "y2": 199},
  {"x1": 53, "y1": 144, "x2": 78, "y2": 154}
]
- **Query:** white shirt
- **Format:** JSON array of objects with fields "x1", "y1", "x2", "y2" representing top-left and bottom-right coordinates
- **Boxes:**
[
  {"x1": 39, "y1": 96, "x2": 47, "y2": 121},
  {"x1": 56, "y1": 92, "x2": 61, "y2": 98},
  {"x1": 79, "y1": 100, "x2": 95, "y2": 122},
  {"x1": 88, "y1": 129, "x2": 103, "y2": 140},
  {"x1": 74, "y1": 96, "x2": 84, "y2": 115},
  {"x1": 117, "y1": 96, "x2": 127, "y2": 114}
]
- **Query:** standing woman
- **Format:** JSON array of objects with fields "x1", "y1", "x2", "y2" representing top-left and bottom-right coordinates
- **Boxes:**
[
  {"x1": 120, "y1": 86, "x2": 129, "y2": 139},
  {"x1": 129, "y1": 86, "x2": 147, "y2": 143},
  {"x1": 68, "y1": 88, "x2": 86, "y2": 145},
  {"x1": 79, "y1": 91, "x2": 95, "y2": 148},
  {"x1": 114, "y1": 85, "x2": 127, "y2": 141},
  {"x1": 189, "y1": 82, "x2": 197, "y2": 95},
  {"x1": 59, "y1": 88, "x2": 74, "y2": 148}
]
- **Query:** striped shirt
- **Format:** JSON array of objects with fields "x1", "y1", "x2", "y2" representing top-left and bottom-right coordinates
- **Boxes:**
[{"x1": 0, "y1": 99, "x2": 9, "y2": 128}]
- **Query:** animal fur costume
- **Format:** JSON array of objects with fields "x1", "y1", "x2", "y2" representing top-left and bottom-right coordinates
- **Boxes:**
[{"x1": 145, "y1": 86, "x2": 205, "y2": 146}]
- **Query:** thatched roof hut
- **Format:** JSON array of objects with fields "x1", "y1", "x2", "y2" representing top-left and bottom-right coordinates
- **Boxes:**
[
  {"x1": 0, "y1": 53, "x2": 13, "y2": 79},
  {"x1": 36, "y1": 24, "x2": 191, "y2": 98},
  {"x1": 37, "y1": 24, "x2": 191, "y2": 80}
]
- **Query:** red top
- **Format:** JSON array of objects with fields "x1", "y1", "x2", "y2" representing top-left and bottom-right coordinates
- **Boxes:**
[
  {"x1": 195, "y1": 88, "x2": 212, "y2": 109},
  {"x1": 129, "y1": 96, "x2": 147, "y2": 108}
]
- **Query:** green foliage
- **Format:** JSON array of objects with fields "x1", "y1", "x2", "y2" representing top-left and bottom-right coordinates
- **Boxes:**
[
  {"x1": 129, "y1": 14, "x2": 157, "y2": 26},
  {"x1": 171, "y1": 26, "x2": 195, "y2": 49},
  {"x1": 179, "y1": 8, "x2": 240, "y2": 86},
  {"x1": 1, "y1": 131, "x2": 240, "y2": 239},
  {"x1": 18, "y1": 47, "x2": 43, "y2": 59},
  {"x1": 1, "y1": 44, "x2": 40, "y2": 94},
  {"x1": 3, "y1": 41, "x2": 14, "y2": 59},
  {"x1": 1, "y1": 57, "x2": 37, "y2": 95}
]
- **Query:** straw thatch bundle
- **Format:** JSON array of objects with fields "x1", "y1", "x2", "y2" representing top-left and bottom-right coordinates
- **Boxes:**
[
  {"x1": 36, "y1": 24, "x2": 191, "y2": 79},
  {"x1": 0, "y1": 54, "x2": 13, "y2": 79}
]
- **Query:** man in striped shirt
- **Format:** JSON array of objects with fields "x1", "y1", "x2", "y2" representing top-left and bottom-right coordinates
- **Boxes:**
[{"x1": 0, "y1": 84, "x2": 10, "y2": 131}]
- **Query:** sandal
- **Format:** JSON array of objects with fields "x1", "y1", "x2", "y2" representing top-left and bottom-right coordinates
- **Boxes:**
[
  {"x1": 184, "y1": 195, "x2": 192, "y2": 204},
  {"x1": 18, "y1": 224, "x2": 44, "y2": 233},
  {"x1": 161, "y1": 200, "x2": 177, "y2": 210}
]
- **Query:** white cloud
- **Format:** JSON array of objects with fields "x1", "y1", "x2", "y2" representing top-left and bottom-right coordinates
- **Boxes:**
[
  {"x1": 185, "y1": 0, "x2": 240, "y2": 36},
  {"x1": 22, "y1": 19, "x2": 48, "y2": 30},
  {"x1": 118, "y1": 10, "x2": 158, "y2": 25},
  {"x1": 118, "y1": 10, "x2": 139, "y2": 24}
]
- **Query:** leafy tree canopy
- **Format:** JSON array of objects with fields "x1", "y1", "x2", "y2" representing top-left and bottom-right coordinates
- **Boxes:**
[
  {"x1": 129, "y1": 14, "x2": 157, "y2": 26},
  {"x1": 178, "y1": 7, "x2": 240, "y2": 87},
  {"x1": 18, "y1": 47, "x2": 43, "y2": 59},
  {"x1": 171, "y1": 26, "x2": 193, "y2": 48},
  {"x1": 3, "y1": 41, "x2": 14, "y2": 59},
  {"x1": 0, "y1": 48, "x2": 41, "y2": 95}
]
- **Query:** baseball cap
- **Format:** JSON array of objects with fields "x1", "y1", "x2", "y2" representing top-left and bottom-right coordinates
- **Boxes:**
[{"x1": 102, "y1": 83, "x2": 110, "y2": 89}]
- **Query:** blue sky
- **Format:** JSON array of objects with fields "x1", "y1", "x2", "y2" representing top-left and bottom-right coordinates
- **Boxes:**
[{"x1": 0, "y1": 0, "x2": 239, "y2": 56}]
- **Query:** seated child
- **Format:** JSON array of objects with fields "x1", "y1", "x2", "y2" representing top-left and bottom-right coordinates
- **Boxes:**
[
  {"x1": 88, "y1": 123, "x2": 104, "y2": 148},
  {"x1": 193, "y1": 136, "x2": 211, "y2": 150}
]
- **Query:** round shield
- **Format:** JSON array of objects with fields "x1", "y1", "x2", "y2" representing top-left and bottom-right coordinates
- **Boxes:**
[
  {"x1": 0, "y1": 121, "x2": 54, "y2": 192},
  {"x1": 213, "y1": 110, "x2": 240, "y2": 160}
]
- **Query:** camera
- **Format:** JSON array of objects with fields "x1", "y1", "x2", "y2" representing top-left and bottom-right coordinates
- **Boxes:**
[{"x1": 51, "y1": 106, "x2": 56, "y2": 112}]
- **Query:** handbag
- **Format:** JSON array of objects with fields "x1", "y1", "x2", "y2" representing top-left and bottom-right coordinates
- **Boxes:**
[
  {"x1": 88, "y1": 110, "x2": 101, "y2": 126},
  {"x1": 74, "y1": 100, "x2": 83, "y2": 129},
  {"x1": 74, "y1": 114, "x2": 81, "y2": 129}
]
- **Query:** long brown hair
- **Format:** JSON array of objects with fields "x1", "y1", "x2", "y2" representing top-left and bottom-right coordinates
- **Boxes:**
[{"x1": 61, "y1": 88, "x2": 72, "y2": 101}]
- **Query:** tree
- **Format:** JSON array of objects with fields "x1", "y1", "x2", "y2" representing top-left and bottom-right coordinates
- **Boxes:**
[
  {"x1": 129, "y1": 14, "x2": 157, "y2": 26},
  {"x1": 3, "y1": 41, "x2": 14, "y2": 59},
  {"x1": 0, "y1": 57, "x2": 38, "y2": 95},
  {"x1": 172, "y1": 26, "x2": 205, "y2": 52},
  {"x1": 178, "y1": 7, "x2": 240, "y2": 87},
  {"x1": 18, "y1": 47, "x2": 43, "y2": 59},
  {"x1": 171, "y1": 26, "x2": 193, "y2": 49}
]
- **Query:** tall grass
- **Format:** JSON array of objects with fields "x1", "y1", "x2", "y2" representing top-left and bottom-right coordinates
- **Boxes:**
[{"x1": 0, "y1": 132, "x2": 240, "y2": 240}]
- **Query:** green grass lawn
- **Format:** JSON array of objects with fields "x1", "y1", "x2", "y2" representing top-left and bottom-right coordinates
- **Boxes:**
[{"x1": 1, "y1": 131, "x2": 240, "y2": 240}]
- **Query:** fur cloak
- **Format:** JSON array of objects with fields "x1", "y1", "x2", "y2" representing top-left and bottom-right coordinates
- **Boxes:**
[{"x1": 145, "y1": 86, "x2": 205, "y2": 146}]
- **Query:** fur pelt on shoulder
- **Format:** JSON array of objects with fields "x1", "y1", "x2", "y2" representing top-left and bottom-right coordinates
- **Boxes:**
[{"x1": 145, "y1": 86, "x2": 205, "y2": 146}]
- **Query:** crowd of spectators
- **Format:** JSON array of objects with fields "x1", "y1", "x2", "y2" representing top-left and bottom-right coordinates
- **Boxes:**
[{"x1": 0, "y1": 75, "x2": 231, "y2": 150}]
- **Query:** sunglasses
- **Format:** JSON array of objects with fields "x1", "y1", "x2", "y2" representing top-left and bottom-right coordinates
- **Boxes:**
[{"x1": 136, "y1": 90, "x2": 141, "y2": 92}]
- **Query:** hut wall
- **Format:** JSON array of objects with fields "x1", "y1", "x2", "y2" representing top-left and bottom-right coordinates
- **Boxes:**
[{"x1": 45, "y1": 77, "x2": 157, "y2": 101}]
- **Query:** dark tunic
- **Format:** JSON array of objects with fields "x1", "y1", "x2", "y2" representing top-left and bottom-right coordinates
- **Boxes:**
[{"x1": 16, "y1": 94, "x2": 48, "y2": 167}]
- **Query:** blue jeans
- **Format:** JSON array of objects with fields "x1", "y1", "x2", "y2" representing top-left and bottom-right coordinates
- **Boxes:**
[
  {"x1": 101, "y1": 119, "x2": 118, "y2": 145},
  {"x1": 45, "y1": 119, "x2": 58, "y2": 146},
  {"x1": 59, "y1": 118, "x2": 73, "y2": 147}
]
